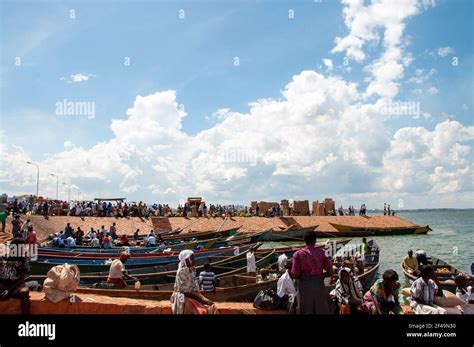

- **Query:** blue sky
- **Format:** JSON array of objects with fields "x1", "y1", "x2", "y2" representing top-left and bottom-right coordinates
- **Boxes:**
[{"x1": 1, "y1": 0, "x2": 473, "y2": 208}]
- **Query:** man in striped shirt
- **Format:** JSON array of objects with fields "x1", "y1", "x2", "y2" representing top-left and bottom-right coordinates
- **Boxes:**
[
  {"x1": 199, "y1": 263, "x2": 216, "y2": 292},
  {"x1": 410, "y1": 266, "x2": 446, "y2": 314}
]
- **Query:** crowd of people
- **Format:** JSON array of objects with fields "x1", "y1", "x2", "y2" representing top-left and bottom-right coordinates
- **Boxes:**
[
  {"x1": 3, "y1": 196, "x2": 398, "y2": 220},
  {"x1": 43, "y1": 222, "x2": 169, "y2": 250},
  {"x1": 161, "y1": 231, "x2": 410, "y2": 315},
  {"x1": 402, "y1": 249, "x2": 474, "y2": 314},
  {"x1": 1, "y1": 225, "x2": 472, "y2": 315},
  {"x1": 10, "y1": 216, "x2": 38, "y2": 244},
  {"x1": 3, "y1": 198, "x2": 173, "y2": 218}
]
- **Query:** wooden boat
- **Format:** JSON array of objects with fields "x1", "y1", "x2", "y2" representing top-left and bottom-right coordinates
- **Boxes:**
[
  {"x1": 265, "y1": 225, "x2": 318, "y2": 241},
  {"x1": 256, "y1": 238, "x2": 352, "y2": 264},
  {"x1": 401, "y1": 256, "x2": 461, "y2": 293},
  {"x1": 321, "y1": 223, "x2": 431, "y2": 237},
  {"x1": 76, "y1": 227, "x2": 241, "y2": 248},
  {"x1": 30, "y1": 243, "x2": 259, "y2": 275},
  {"x1": 28, "y1": 247, "x2": 275, "y2": 286},
  {"x1": 331, "y1": 239, "x2": 381, "y2": 291},
  {"x1": 133, "y1": 227, "x2": 241, "y2": 243},
  {"x1": 76, "y1": 273, "x2": 278, "y2": 302},
  {"x1": 73, "y1": 240, "x2": 354, "y2": 302},
  {"x1": 37, "y1": 231, "x2": 271, "y2": 259},
  {"x1": 354, "y1": 240, "x2": 380, "y2": 290}
]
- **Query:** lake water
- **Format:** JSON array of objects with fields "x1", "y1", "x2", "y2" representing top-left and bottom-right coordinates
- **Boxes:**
[{"x1": 263, "y1": 209, "x2": 474, "y2": 287}]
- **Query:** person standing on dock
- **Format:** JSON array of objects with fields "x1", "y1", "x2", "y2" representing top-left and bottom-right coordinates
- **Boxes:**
[
  {"x1": 387, "y1": 204, "x2": 391, "y2": 216},
  {"x1": 191, "y1": 204, "x2": 198, "y2": 218},
  {"x1": 291, "y1": 230, "x2": 333, "y2": 314},
  {"x1": 202, "y1": 202, "x2": 208, "y2": 218},
  {"x1": 109, "y1": 222, "x2": 117, "y2": 240},
  {"x1": 0, "y1": 203, "x2": 7, "y2": 233},
  {"x1": 383, "y1": 203, "x2": 387, "y2": 215},
  {"x1": 246, "y1": 247, "x2": 257, "y2": 276},
  {"x1": 11, "y1": 215, "x2": 22, "y2": 238},
  {"x1": 20, "y1": 219, "x2": 32, "y2": 240}
]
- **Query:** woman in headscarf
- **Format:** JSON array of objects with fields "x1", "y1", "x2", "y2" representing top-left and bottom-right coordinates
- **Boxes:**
[
  {"x1": 170, "y1": 250, "x2": 215, "y2": 314},
  {"x1": 331, "y1": 267, "x2": 366, "y2": 314}
]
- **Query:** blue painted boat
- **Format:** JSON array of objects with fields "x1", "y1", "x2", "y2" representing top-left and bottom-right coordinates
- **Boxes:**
[{"x1": 30, "y1": 243, "x2": 258, "y2": 275}]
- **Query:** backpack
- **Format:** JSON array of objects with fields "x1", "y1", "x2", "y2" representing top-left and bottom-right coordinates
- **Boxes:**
[{"x1": 253, "y1": 289, "x2": 281, "y2": 310}]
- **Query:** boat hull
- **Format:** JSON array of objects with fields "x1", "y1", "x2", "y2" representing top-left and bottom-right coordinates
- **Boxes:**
[
  {"x1": 320, "y1": 224, "x2": 431, "y2": 237},
  {"x1": 265, "y1": 226, "x2": 318, "y2": 241},
  {"x1": 401, "y1": 256, "x2": 461, "y2": 293},
  {"x1": 30, "y1": 244, "x2": 257, "y2": 275}
]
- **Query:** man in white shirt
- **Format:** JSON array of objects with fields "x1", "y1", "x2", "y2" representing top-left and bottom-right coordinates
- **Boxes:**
[
  {"x1": 147, "y1": 234, "x2": 156, "y2": 247},
  {"x1": 277, "y1": 260, "x2": 296, "y2": 310},
  {"x1": 246, "y1": 247, "x2": 256, "y2": 276},
  {"x1": 90, "y1": 236, "x2": 100, "y2": 248},
  {"x1": 107, "y1": 252, "x2": 138, "y2": 288}
]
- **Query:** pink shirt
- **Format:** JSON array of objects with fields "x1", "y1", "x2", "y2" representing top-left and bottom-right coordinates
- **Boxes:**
[{"x1": 291, "y1": 246, "x2": 332, "y2": 279}]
